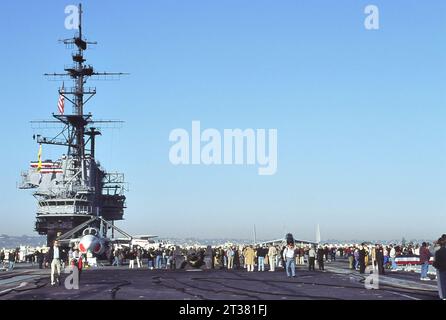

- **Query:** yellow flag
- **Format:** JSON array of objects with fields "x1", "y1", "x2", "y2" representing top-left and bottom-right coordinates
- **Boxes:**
[{"x1": 37, "y1": 144, "x2": 42, "y2": 171}]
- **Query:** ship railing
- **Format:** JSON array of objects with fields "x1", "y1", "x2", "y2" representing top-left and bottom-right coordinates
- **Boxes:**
[
  {"x1": 36, "y1": 136, "x2": 69, "y2": 146},
  {"x1": 58, "y1": 85, "x2": 97, "y2": 95},
  {"x1": 37, "y1": 205, "x2": 99, "y2": 215},
  {"x1": 74, "y1": 205, "x2": 99, "y2": 215}
]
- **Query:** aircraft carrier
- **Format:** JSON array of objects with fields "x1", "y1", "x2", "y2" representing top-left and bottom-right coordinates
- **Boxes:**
[
  {"x1": 18, "y1": 4, "x2": 127, "y2": 246},
  {"x1": 8, "y1": 4, "x2": 443, "y2": 306}
]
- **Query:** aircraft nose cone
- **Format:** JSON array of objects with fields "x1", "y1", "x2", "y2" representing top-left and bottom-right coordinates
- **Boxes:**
[{"x1": 79, "y1": 235, "x2": 96, "y2": 253}]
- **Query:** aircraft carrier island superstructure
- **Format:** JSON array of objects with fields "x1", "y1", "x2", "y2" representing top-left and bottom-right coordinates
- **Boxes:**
[{"x1": 19, "y1": 4, "x2": 127, "y2": 245}]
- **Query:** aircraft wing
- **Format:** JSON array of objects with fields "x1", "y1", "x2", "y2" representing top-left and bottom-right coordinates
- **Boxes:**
[
  {"x1": 257, "y1": 238, "x2": 318, "y2": 246},
  {"x1": 56, "y1": 238, "x2": 81, "y2": 246},
  {"x1": 133, "y1": 235, "x2": 158, "y2": 239}
]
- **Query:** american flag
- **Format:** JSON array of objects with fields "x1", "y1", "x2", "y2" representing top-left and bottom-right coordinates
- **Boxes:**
[{"x1": 58, "y1": 83, "x2": 65, "y2": 114}]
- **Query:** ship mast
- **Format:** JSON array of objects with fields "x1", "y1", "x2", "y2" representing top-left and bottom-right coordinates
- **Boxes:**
[
  {"x1": 41, "y1": 3, "x2": 127, "y2": 187},
  {"x1": 20, "y1": 3, "x2": 128, "y2": 245},
  {"x1": 75, "y1": 3, "x2": 86, "y2": 184}
]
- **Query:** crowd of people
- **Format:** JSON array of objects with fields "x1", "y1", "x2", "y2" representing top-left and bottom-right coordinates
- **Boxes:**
[
  {"x1": 1, "y1": 248, "x2": 58, "y2": 271},
  {"x1": 105, "y1": 244, "x2": 339, "y2": 273},
  {"x1": 2, "y1": 234, "x2": 445, "y2": 300},
  {"x1": 0, "y1": 249, "x2": 19, "y2": 271}
]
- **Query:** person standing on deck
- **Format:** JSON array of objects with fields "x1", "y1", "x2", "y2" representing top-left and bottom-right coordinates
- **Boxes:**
[
  {"x1": 433, "y1": 235, "x2": 446, "y2": 300},
  {"x1": 420, "y1": 242, "x2": 432, "y2": 281},
  {"x1": 283, "y1": 243, "x2": 296, "y2": 277},
  {"x1": 308, "y1": 246, "x2": 316, "y2": 271},
  {"x1": 267, "y1": 245, "x2": 277, "y2": 272}
]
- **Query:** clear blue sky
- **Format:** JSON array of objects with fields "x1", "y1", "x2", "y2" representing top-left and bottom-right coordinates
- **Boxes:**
[{"x1": 1, "y1": 0, "x2": 445, "y2": 241}]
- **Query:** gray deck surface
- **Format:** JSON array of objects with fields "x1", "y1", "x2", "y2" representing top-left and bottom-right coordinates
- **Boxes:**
[{"x1": 0, "y1": 260, "x2": 440, "y2": 300}]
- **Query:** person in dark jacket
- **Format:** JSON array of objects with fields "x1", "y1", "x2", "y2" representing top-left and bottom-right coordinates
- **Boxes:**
[
  {"x1": 256, "y1": 246, "x2": 267, "y2": 271},
  {"x1": 128, "y1": 249, "x2": 136, "y2": 269},
  {"x1": 433, "y1": 236, "x2": 446, "y2": 300},
  {"x1": 375, "y1": 245, "x2": 385, "y2": 275},
  {"x1": 358, "y1": 244, "x2": 367, "y2": 274},
  {"x1": 233, "y1": 248, "x2": 240, "y2": 270},
  {"x1": 280, "y1": 246, "x2": 286, "y2": 268},
  {"x1": 317, "y1": 247, "x2": 325, "y2": 271},
  {"x1": 324, "y1": 246, "x2": 329, "y2": 262},
  {"x1": 147, "y1": 249, "x2": 155, "y2": 269},
  {"x1": 36, "y1": 250, "x2": 44, "y2": 269},
  {"x1": 8, "y1": 251, "x2": 16, "y2": 271}
]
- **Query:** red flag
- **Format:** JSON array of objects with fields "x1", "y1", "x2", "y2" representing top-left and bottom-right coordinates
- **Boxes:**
[{"x1": 58, "y1": 83, "x2": 65, "y2": 114}]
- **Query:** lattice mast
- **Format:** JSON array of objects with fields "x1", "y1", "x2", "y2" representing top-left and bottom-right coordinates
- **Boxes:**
[
  {"x1": 43, "y1": 3, "x2": 125, "y2": 183},
  {"x1": 20, "y1": 3, "x2": 128, "y2": 245}
]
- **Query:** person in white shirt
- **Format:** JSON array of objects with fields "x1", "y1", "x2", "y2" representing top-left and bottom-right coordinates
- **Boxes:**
[
  {"x1": 308, "y1": 246, "x2": 316, "y2": 271},
  {"x1": 50, "y1": 241, "x2": 61, "y2": 286},
  {"x1": 389, "y1": 246, "x2": 397, "y2": 271},
  {"x1": 283, "y1": 243, "x2": 296, "y2": 277}
]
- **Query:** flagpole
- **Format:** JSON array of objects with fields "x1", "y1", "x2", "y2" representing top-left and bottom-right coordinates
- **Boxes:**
[{"x1": 37, "y1": 144, "x2": 42, "y2": 172}]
